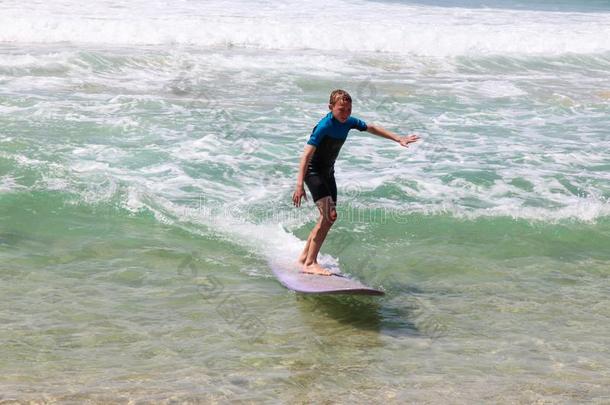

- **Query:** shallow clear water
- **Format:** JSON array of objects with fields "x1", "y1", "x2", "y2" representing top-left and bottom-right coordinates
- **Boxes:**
[{"x1": 1, "y1": 0, "x2": 609, "y2": 402}]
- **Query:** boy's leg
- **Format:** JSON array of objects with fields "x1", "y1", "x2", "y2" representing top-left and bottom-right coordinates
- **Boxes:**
[
  {"x1": 301, "y1": 196, "x2": 337, "y2": 275},
  {"x1": 297, "y1": 202, "x2": 337, "y2": 264}
]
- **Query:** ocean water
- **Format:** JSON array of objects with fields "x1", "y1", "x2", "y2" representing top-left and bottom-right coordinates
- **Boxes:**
[{"x1": 1, "y1": 0, "x2": 609, "y2": 402}]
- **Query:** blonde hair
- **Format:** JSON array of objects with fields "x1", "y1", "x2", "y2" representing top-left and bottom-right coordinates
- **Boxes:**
[{"x1": 329, "y1": 89, "x2": 352, "y2": 105}]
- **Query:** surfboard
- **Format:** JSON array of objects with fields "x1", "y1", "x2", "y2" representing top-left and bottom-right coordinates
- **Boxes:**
[{"x1": 269, "y1": 259, "x2": 384, "y2": 296}]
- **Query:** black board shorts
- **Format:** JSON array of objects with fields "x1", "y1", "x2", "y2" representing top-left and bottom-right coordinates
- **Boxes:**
[{"x1": 304, "y1": 169, "x2": 337, "y2": 204}]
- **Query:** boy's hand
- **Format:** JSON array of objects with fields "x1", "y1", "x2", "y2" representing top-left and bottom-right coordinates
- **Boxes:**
[
  {"x1": 292, "y1": 186, "x2": 307, "y2": 207},
  {"x1": 398, "y1": 134, "x2": 420, "y2": 147}
]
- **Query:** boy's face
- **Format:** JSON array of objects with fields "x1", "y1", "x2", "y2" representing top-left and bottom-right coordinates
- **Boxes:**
[{"x1": 329, "y1": 99, "x2": 352, "y2": 123}]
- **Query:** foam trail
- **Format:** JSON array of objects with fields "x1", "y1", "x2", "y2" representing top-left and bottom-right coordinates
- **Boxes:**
[{"x1": 128, "y1": 191, "x2": 343, "y2": 277}]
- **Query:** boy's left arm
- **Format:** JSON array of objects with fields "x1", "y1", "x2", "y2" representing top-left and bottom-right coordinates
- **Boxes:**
[{"x1": 366, "y1": 124, "x2": 419, "y2": 147}]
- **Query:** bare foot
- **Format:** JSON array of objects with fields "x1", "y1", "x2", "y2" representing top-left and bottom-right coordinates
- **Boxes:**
[
  {"x1": 301, "y1": 262, "x2": 333, "y2": 276},
  {"x1": 297, "y1": 255, "x2": 307, "y2": 265}
]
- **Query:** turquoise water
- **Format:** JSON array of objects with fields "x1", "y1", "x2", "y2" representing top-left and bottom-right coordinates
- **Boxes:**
[{"x1": 1, "y1": 0, "x2": 610, "y2": 402}]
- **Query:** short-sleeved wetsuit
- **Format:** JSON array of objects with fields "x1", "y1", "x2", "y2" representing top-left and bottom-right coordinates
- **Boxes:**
[{"x1": 304, "y1": 112, "x2": 367, "y2": 203}]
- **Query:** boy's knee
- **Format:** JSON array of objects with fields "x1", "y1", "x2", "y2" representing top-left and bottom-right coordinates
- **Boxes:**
[
  {"x1": 329, "y1": 207, "x2": 337, "y2": 223},
  {"x1": 316, "y1": 197, "x2": 337, "y2": 224},
  {"x1": 321, "y1": 207, "x2": 337, "y2": 225},
  {"x1": 319, "y1": 216, "x2": 333, "y2": 228}
]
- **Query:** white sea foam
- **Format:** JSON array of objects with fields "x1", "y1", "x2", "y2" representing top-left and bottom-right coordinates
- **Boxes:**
[
  {"x1": 473, "y1": 81, "x2": 528, "y2": 98},
  {"x1": 0, "y1": 0, "x2": 609, "y2": 56},
  {"x1": 0, "y1": 175, "x2": 24, "y2": 192}
]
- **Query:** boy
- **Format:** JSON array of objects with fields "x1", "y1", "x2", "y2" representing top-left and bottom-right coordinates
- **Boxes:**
[{"x1": 292, "y1": 89, "x2": 419, "y2": 276}]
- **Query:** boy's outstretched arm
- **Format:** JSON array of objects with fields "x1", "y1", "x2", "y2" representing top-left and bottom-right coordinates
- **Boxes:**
[
  {"x1": 366, "y1": 124, "x2": 420, "y2": 147},
  {"x1": 292, "y1": 144, "x2": 316, "y2": 207}
]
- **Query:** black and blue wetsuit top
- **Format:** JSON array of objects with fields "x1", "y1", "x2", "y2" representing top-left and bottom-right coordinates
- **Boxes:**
[{"x1": 306, "y1": 112, "x2": 367, "y2": 175}]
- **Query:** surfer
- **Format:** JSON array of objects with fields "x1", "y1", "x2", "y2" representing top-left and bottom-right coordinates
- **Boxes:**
[{"x1": 292, "y1": 89, "x2": 419, "y2": 275}]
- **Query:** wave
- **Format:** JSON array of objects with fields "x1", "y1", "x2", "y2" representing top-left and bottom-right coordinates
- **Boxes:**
[
  {"x1": 2, "y1": 145, "x2": 609, "y2": 224},
  {"x1": 1, "y1": 0, "x2": 609, "y2": 56}
]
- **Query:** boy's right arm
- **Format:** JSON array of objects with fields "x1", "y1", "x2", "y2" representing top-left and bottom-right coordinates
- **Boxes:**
[{"x1": 292, "y1": 144, "x2": 316, "y2": 207}]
